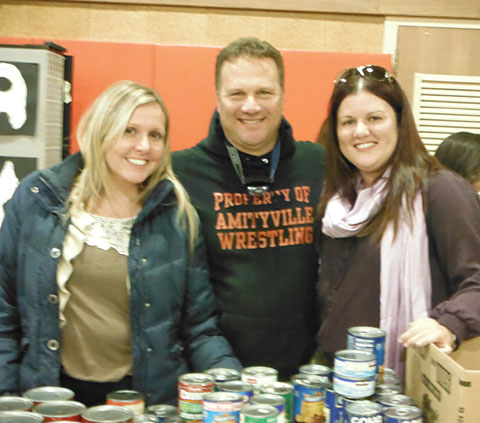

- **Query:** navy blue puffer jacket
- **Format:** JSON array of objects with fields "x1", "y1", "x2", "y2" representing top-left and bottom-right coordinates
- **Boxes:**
[{"x1": 0, "y1": 153, "x2": 241, "y2": 404}]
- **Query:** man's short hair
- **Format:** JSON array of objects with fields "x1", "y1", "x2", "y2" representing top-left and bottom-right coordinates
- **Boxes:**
[{"x1": 215, "y1": 37, "x2": 285, "y2": 91}]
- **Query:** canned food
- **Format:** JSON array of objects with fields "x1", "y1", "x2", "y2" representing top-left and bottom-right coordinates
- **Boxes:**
[
  {"x1": 334, "y1": 350, "x2": 377, "y2": 379},
  {"x1": 0, "y1": 411, "x2": 44, "y2": 423},
  {"x1": 377, "y1": 394, "x2": 414, "y2": 409},
  {"x1": 298, "y1": 365, "x2": 332, "y2": 383},
  {"x1": 133, "y1": 415, "x2": 158, "y2": 423},
  {"x1": 377, "y1": 373, "x2": 401, "y2": 387},
  {"x1": 333, "y1": 372, "x2": 376, "y2": 399},
  {"x1": 82, "y1": 405, "x2": 134, "y2": 423},
  {"x1": 251, "y1": 394, "x2": 285, "y2": 423},
  {"x1": 145, "y1": 404, "x2": 178, "y2": 422},
  {"x1": 203, "y1": 392, "x2": 244, "y2": 423},
  {"x1": 343, "y1": 400, "x2": 383, "y2": 423},
  {"x1": 374, "y1": 383, "x2": 403, "y2": 400},
  {"x1": 218, "y1": 381, "x2": 254, "y2": 403},
  {"x1": 323, "y1": 383, "x2": 342, "y2": 423},
  {"x1": 291, "y1": 374, "x2": 327, "y2": 423},
  {"x1": 240, "y1": 404, "x2": 279, "y2": 423},
  {"x1": 107, "y1": 390, "x2": 145, "y2": 416},
  {"x1": 23, "y1": 387, "x2": 75, "y2": 404},
  {"x1": 0, "y1": 396, "x2": 34, "y2": 412},
  {"x1": 260, "y1": 382, "x2": 293, "y2": 423},
  {"x1": 178, "y1": 373, "x2": 215, "y2": 421},
  {"x1": 385, "y1": 405, "x2": 423, "y2": 422},
  {"x1": 33, "y1": 400, "x2": 86, "y2": 422},
  {"x1": 347, "y1": 327, "x2": 386, "y2": 375},
  {"x1": 241, "y1": 367, "x2": 278, "y2": 392},
  {"x1": 205, "y1": 368, "x2": 241, "y2": 384}
]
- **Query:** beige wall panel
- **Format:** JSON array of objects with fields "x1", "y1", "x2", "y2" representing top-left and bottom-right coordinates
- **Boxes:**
[
  {"x1": 205, "y1": 10, "x2": 271, "y2": 46},
  {"x1": 0, "y1": 1, "x2": 384, "y2": 53},
  {"x1": 50, "y1": 0, "x2": 480, "y2": 19},
  {"x1": 396, "y1": 26, "x2": 480, "y2": 101}
]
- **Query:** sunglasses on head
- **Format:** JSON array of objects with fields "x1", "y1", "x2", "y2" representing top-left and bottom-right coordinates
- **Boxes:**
[{"x1": 334, "y1": 65, "x2": 392, "y2": 86}]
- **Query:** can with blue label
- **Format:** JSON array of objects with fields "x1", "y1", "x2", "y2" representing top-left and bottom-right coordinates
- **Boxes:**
[
  {"x1": 260, "y1": 382, "x2": 293, "y2": 423},
  {"x1": 385, "y1": 405, "x2": 423, "y2": 422},
  {"x1": 347, "y1": 327, "x2": 386, "y2": 375},
  {"x1": 291, "y1": 374, "x2": 327, "y2": 423},
  {"x1": 343, "y1": 400, "x2": 383, "y2": 423},
  {"x1": 333, "y1": 372, "x2": 376, "y2": 400},
  {"x1": 203, "y1": 392, "x2": 244, "y2": 423},
  {"x1": 323, "y1": 383, "x2": 342, "y2": 423},
  {"x1": 298, "y1": 364, "x2": 332, "y2": 383},
  {"x1": 217, "y1": 381, "x2": 254, "y2": 403},
  {"x1": 334, "y1": 350, "x2": 377, "y2": 379},
  {"x1": 377, "y1": 394, "x2": 414, "y2": 409}
]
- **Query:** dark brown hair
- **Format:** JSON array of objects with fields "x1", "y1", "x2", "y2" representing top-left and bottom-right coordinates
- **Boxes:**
[
  {"x1": 435, "y1": 131, "x2": 480, "y2": 186},
  {"x1": 317, "y1": 66, "x2": 440, "y2": 239}
]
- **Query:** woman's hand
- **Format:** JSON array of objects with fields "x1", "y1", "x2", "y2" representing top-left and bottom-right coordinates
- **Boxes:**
[{"x1": 398, "y1": 317, "x2": 457, "y2": 354}]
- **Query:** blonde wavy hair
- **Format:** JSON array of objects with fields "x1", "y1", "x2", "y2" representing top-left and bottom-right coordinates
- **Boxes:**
[{"x1": 68, "y1": 80, "x2": 198, "y2": 249}]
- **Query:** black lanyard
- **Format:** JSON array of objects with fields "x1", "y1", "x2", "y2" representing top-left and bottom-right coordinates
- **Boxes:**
[{"x1": 225, "y1": 141, "x2": 280, "y2": 193}]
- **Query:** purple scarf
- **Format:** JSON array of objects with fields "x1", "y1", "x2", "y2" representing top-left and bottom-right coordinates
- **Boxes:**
[{"x1": 321, "y1": 173, "x2": 431, "y2": 377}]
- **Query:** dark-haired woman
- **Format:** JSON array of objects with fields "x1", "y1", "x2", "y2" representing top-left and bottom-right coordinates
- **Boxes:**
[{"x1": 315, "y1": 65, "x2": 480, "y2": 377}]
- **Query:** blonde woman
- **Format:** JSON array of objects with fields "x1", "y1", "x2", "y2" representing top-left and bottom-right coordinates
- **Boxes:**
[{"x1": 0, "y1": 81, "x2": 240, "y2": 406}]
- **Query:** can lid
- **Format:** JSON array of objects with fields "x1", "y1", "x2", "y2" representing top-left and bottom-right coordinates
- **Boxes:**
[
  {"x1": 34, "y1": 400, "x2": 86, "y2": 417},
  {"x1": 82, "y1": 404, "x2": 135, "y2": 422},
  {"x1": 385, "y1": 405, "x2": 423, "y2": 418},
  {"x1": 241, "y1": 404, "x2": 279, "y2": 417},
  {"x1": 0, "y1": 411, "x2": 44, "y2": 423},
  {"x1": 345, "y1": 400, "x2": 383, "y2": 415},
  {"x1": 203, "y1": 392, "x2": 244, "y2": 402},
  {"x1": 335, "y1": 349, "x2": 376, "y2": 361},
  {"x1": 251, "y1": 393, "x2": 285, "y2": 406},
  {"x1": 0, "y1": 396, "x2": 34, "y2": 412},
  {"x1": 107, "y1": 390, "x2": 144, "y2": 401},
  {"x1": 348, "y1": 326, "x2": 386, "y2": 338},
  {"x1": 23, "y1": 386, "x2": 74, "y2": 402}
]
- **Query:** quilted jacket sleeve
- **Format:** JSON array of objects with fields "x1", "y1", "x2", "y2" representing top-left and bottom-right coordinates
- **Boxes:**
[
  {"x1": 0, "y1": 185, "x2": 24, "y2": 394},
  {"x1": 180, "y1": 224, "x2": 242, "y2": 372}
]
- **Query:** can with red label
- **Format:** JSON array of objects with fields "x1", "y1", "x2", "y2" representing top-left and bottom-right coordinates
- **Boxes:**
[
  {"x1": 178, "y1": 373, "x2": 215, "y2": 422},
  {"x1": 241, "y1": 367, "x2": 278, "y2": 393},
  {"x1": 0, "y1": 396, "x2": 34, "y2": 412},
  {"x1": 107, "y1": 390, "x2": 145, "y2": 416},
  {"x1": 23, "y1": 387, "x2": 74, "y2": 404},
  {"x1": 82, "y1": 405, "x2": 134, "y2": 423},
  {"x1": 33, "y1": 400, "x2": 86, "y2": 422},
  {"x1": 0, "y1": 411, "x2": 44, "y2": 423}
]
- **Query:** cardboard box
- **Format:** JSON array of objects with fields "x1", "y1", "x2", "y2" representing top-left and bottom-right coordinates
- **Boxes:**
[{"x1": 405, "y1": 337, "x2": 480, "y2": 423}]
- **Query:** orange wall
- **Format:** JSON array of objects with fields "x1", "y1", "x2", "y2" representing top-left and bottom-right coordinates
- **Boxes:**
[{"x1": 0, "y1": 37, "x2": 391, "y2": 153}]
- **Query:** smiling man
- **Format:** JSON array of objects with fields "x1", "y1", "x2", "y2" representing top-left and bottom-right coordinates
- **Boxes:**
[{"x1": 172, "y1": 37, "x2": 325, "y2": 379}]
